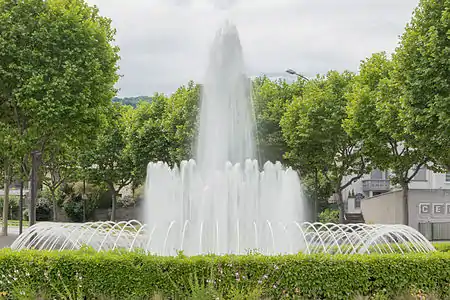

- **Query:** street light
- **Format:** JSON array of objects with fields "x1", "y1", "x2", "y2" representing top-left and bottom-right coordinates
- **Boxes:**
[{"x1": 286, "y1": 68, "x2": 309, "y2": 81}]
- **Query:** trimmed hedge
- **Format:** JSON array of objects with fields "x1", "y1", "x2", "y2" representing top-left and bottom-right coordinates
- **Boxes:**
[
  {"x1": 0, "y1": 249, "x2": 450, "y2": 299},
  {"x1": 433, "y1": 242, "x2": 450, "y2": 253}
]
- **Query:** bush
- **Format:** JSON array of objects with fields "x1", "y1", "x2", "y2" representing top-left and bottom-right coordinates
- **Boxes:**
[
  {"x1": 60, "y1": 182, "x2": 99, "y2": 222},
  {"x1": 433, "y1": 242, "x2": 450, "y2": 253},
  {"x1": 318, "y1": 208, "x2": 339, "y2": 223},
  {"x1": 0, "y1": 249, "x2": 450, "y2": 299}
]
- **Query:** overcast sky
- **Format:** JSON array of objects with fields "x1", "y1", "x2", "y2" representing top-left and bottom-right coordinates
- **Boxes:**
[{"x1": 86, "y1": 0, "x2": 419, "y2": 97}]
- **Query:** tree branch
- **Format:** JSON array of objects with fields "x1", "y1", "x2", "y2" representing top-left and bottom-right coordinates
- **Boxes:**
[
  {"x1": 406, "y1": 161, "x2": 426, "y2": 183},
  {"x1": 341, "y1": 173, "x2": 364, "y2": 190}
]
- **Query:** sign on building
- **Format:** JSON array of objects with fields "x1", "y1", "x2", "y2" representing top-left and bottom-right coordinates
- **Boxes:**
[{"x1": 419, "y1": 203, "x2": 450, "y2": 216}]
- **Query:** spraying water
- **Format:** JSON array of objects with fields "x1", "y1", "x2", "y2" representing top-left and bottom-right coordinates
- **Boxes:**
[
  {"x1": 144, "y1": 21, "x2": 309, "y2": 255},
  {"x1": 196, "y1": 21, "x2": 255, "y2": 172}
]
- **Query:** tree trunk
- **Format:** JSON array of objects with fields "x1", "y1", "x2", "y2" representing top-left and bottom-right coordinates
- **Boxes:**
[
  {"x1": 314, "y1": 169, "x2": 319, "y2": 222},
  {"x1": 401, "y1": 183, "x2": 409, "y2": 225},
  {"x1": 50, "y1": 189, "x2": 57, "y2": 221},
  {"x1": 2, "y1": 161, "x2": 10, "y2": 236},
  {"x1": 336, "y1": 189, "x2": 345, "y2": 224},
  {"x1": 110, "y1": 184, "x2": 116, "y2": 221},
  {"x1": 19, "y1": 181, "x2": 24, "y2": 235}
]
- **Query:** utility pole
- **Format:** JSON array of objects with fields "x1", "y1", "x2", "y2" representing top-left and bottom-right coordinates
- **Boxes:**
[{"x1": 30, "y1": 150, "x2": 41, "y2": 226}]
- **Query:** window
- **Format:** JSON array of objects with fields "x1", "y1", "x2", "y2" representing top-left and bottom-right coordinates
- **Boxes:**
[
  {"x1": 446, "y1": 172, "x2": 450, "y2": 182},
  {"x1": 355, "y1": 198, "x2": 361, "y2": 209},
  {"x1": 412, "y1": 166, "x2": 427, "y2": 181},
  {"x1": 371, "y1": 169, "x2": 383, "y2": 180}
]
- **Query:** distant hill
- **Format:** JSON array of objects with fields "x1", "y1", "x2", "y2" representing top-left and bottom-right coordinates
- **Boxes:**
[{"x1": 112, "y1": 96, "x2": 152, "y2": 107}]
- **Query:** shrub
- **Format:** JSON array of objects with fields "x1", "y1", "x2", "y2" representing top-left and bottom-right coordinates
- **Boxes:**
[
  {"x1": 318, "y1": 208, "x2": 339, "y2": 223},
  {"x1": 433, "y1": 242, "x2": 450, "y2": 253},
  {"x1": 0, "y1": 250, "x2": 450, "y2": 299},
  {"x1": 60, "y1": 182, "x2": 99, "y2": 222}
]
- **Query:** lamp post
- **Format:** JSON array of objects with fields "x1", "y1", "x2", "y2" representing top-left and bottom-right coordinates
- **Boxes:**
[{"x1": 285, "y1": 68, "x2": 309, "y2": 81}]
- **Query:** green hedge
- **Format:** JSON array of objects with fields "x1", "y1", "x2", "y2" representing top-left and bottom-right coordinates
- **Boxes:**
[
  {"x1": 433, "y1": 242, "x2": 450, "y2": 253},
  {"x1": 1, "y1": 249, "x2": 450, "y2": 299}
]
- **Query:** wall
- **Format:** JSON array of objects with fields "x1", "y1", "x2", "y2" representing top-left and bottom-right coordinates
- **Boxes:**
[
  {"x1": 408, "y1": 189, "x2": 450, "y2": 231},
  {"x1": 361, "y1": 189, "x2": 450, "y2": 236},
  {"x1": 345, "y1": 197, "x2": 361, "y2": 214},
  {"x1": 409, "y1": 170, "x2": 450, "y2": 190},
  {"x1": 360, "y1": 190, "x2": 404, "y2": 224}
]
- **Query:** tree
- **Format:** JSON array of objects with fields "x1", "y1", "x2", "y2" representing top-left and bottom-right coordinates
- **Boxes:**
[
  {"x1": 345, "y1": 52, "x2": 429, "y2": 225},
  {"x1": 394, "y1": 0, "x2": 450, "y2": 167},
  {"x1": 40, "y1": 142, "x2": 79, "y2": 221},
  {"x1": 163, "y1": 81, "x2": 201, "y2": 164},
  {"x1": 127, "y1": 94, "x2": 172, "y2": 186},
  {"x1": 0, "y1": 0, "x2": 120, "y2": 223},
  {"x1": 0, "y1": 124, "x2": 27, "y2": 235},
  {"x1": 252, "y1": 76, "x2": 305, "y2": 164},
  {"x1": 82, "y1": 104, "x2": 134, "y2": 221},
  {"x1": 281, "y1": 71, "x2": 367, "y2": 223}
]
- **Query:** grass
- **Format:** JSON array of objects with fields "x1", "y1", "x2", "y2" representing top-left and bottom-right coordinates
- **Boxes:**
[{"x1": 0, "y1": 220, "x2": 30, "y2": 227}]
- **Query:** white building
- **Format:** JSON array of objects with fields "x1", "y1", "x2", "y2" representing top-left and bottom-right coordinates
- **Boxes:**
[{"x1": 342, "y1": 167, "x2": 450, "y2": 214}]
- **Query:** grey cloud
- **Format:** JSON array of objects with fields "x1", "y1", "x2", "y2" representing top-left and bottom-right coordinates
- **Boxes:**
[{"x1": 87, "y1": 0, "x2": 419, "y2": 97}]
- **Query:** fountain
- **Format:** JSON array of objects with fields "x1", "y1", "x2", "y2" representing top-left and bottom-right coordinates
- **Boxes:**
[{"x1": 11, "y1": 21, "x2": 434, "y2": 255}]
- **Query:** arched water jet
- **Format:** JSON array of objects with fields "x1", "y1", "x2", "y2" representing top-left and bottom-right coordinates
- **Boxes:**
[{"x1": 11, "y1": 221, "x2": 435, "y2": 255}]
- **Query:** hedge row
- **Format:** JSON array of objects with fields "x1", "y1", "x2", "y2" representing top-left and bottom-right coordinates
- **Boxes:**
[{"x1": 1, "y1": 248, "x2": 450, "y2": 299}]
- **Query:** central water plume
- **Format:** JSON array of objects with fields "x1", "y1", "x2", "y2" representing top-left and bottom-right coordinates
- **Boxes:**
[
  {"x1": 143, "y1": 21, "x2": 308, "y2": 255},
  {"x1": 196, "y1": 21, "x2": 255, "y2": 172}
]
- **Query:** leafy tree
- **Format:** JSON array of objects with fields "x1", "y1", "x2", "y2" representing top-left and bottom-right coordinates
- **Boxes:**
[
  {"x1": 281, "y1": 71, "x2": 367, "y2": 223},
  {"x1": 252, "y1": 76, "x2": 305, "y2": 164},
  {"x1": 0, "y1": 0, "x2": 119, "y2": 224},
  {"x1": 0, "y1": 124, "x2": 26, "y2": 235},
  {"x1": 40, "y1": 142, "x2": 80, "y2": 221},
  {"x1": 163, "y1": 81, "x2": 201, "y2": 164},
  {"x1": 394, "y1": 0, "x2": 450, "y2": 166},
  {"x1": 82, "y1": 104, "x2": 134, "y2": 221},
  {"x1": 127, "y1": 94, "x2": 172, "y2": 186},
  {"x1": 345, "y1": 52, "x2": 428, "y2": 224}
]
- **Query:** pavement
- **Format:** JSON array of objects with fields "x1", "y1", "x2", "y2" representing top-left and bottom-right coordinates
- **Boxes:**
[
  {"x1": 0, "y1": 235, "x2": 18, "y2": 248},
  {"x1": 0, "y1": 227, "x2": 21, "y2": 248}
]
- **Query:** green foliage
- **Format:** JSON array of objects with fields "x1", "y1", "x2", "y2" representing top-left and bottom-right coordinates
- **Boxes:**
[
  {"x1": 81, "y1": 103, "x2": 134, "y2": 220},
  {"x1": 432, "y1": 242, "x2": 450, "y2": 253},
  {"x1": 281, "y1": 71, "x2": 367, "y2": 222},
  {"x1": 0, "y1": 0, "x2": 120, "y2": 157},
  {"x1": 162, "y1": 81, "x2": 201, "y2": 164},
  {"x1": 394, "y1": 0, "x2": 450, "y2": 167},
  {"x1": 127, "y1": 94, "x2": 172, "y2": 185},
  {"x1": 252, "y1": 76, "x2": 305, "y2": 163},
  {"x1": 0, "y1": 250, "x2": 450, "y2": 299},
  {"x1": 318, "y1": 208, "x2": 339, "y2": 223},
  {"x1": 345, "y1": 52, "x2": 428, "y2": 187},
  {"x1": 59, "y1": 182, "x2": 98, "y2": 222},
  {"x1": 113, "y1": 96, "x2": 153, "y2": 107}
]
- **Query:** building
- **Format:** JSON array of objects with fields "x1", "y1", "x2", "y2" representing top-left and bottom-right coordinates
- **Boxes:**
[{"x1": 343, "y1": 167, "x2": 450, "y2": 240}]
